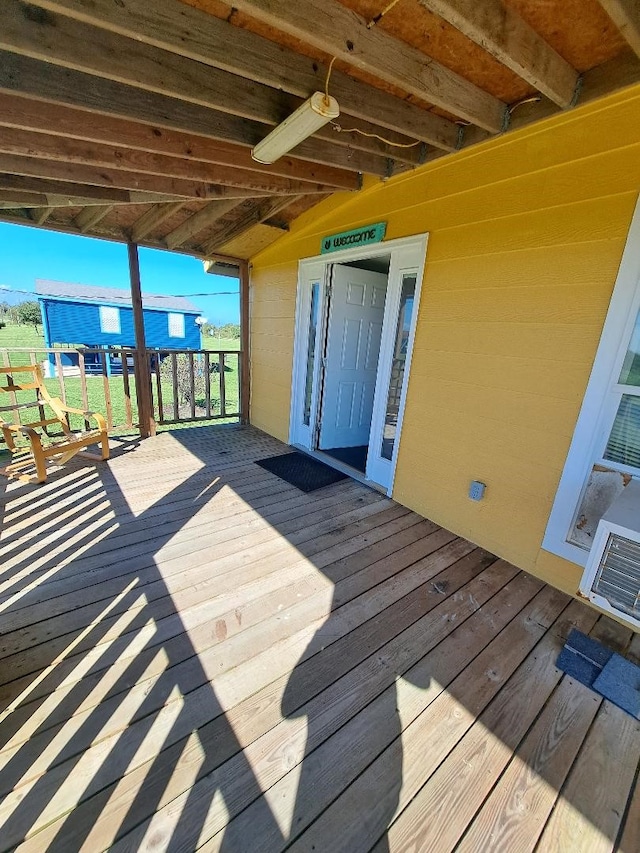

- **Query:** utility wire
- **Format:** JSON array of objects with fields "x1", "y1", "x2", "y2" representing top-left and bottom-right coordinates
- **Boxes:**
[{"x1": 0, "y1": 286, "x2": 239, "y2": 298}]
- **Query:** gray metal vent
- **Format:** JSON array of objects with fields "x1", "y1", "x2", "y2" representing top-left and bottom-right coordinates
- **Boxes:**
[{"x1": 593, "y1": 533, "x2": 640, "y2": 618}]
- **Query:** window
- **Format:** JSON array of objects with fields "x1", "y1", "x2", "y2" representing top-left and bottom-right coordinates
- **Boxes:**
[
  {"x1": 99, "y1": 306, "x2": 120, "y2": 334},
  {"x1": 168, "y1": 312, "x2": 185, "y2": 338},
  {"x1": 544, "y1": 197, "x2": 640, "y2": 565},
  {"x1": 603, "y1": 311, "x2": 640, "y2": 470}
]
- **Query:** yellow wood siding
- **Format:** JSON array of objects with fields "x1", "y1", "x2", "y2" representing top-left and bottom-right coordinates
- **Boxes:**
[{"x1": 249, "y1": 85, "x2": 640, "y2": 593}]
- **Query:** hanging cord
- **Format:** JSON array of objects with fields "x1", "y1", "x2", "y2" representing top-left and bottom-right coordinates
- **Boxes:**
[
  {"x1": 330, "y1": 122, "x2": 422, "y2": 148},
  {"x1": 366, "y1": 0, "x2": 403, "y2": 28},
  {"x1": 323, "y1": 55, "x2": 338, "y2": 106},
  {"x1": 508, "y1": 95, "x2": 541, "y2": 114},
  {"x1": 323, "y1": 54, "x2": 421, "y2": 149}
]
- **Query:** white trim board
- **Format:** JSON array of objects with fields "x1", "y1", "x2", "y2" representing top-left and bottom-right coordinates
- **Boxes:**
[{"x1": 543, "y1": 194, "x2": 640, "y2": 567}]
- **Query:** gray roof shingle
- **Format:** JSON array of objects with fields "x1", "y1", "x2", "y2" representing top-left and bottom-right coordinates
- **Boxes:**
[{"x1": 35, "y1": 279, "x2": 199, "y2": 313}]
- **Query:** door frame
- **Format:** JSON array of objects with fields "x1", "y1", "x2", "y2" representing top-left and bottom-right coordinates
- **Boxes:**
[{"x1": 289, "y1": 232, "x2": 428, "y2": 495}]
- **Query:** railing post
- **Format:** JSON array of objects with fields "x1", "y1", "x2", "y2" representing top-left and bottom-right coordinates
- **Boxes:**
[
  {"x1": 239, "y1": 260, "x2": 250, "y2": 425},
  {"x1": 127, "y1": 242, "x2": 156, "y2": 438}
]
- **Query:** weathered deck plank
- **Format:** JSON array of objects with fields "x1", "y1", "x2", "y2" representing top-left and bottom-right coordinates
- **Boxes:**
[{"x1": 0, "y1": 425, "x2": 637, "y2": 853}]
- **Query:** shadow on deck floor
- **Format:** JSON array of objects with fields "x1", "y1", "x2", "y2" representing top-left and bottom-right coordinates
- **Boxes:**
[{"x1": 0, "y1": 424, "x2": 638, "y2": 852}]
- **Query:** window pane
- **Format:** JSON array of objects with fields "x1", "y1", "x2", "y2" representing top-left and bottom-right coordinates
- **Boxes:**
[
  {"x1": 303, "y1": 282, "x2": 320, "y2": 426},
  {"x1": 604, "y1": 394, "x2": 640, "y2": 470},
  {"x1": 99, "y1": 306, "x2": 120, "y2": 334},
  {"x1": 168, "y1": 313, "x2": 185, "y2": 338},
  {"x1": 381, "y1": 274, "x2": 416, "y2": 461},
  {"x1": 619, "y1": 309, "x2": 640, "y2": 386}
]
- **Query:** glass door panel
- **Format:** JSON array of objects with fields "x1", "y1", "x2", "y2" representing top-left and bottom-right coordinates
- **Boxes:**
[
  {"x1": 381, "y1": 274, "x2": 416, "y2": 461},
  {"x1": 303, "y1": 282, "x2": 320, "y2": 426}
]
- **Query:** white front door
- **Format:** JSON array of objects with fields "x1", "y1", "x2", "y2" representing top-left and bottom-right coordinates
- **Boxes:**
[
  {"x1": 319, "y1": 264, "x2": 388, "y2": 450},
  {"x1": 290, "y1": 234, "x2": 428, "y2": 495}
]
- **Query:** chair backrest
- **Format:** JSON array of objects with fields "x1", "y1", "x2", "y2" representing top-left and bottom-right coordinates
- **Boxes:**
[{"x1": 0, "y1": 365, "x2": 66, "y2": 432}]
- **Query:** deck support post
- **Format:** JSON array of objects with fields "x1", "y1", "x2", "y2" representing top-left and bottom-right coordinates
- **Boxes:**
[
  {"x1": 239, "y1": 259, "x2": 250, "y2": 425},
  {"x1": 127, "y1": 242, "x2": 156, "y2": 439}
]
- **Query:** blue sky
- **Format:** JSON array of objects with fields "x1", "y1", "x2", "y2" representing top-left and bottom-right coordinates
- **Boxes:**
[{"x1": 0, "y1": 222, "x2": 240, "y2": 325}]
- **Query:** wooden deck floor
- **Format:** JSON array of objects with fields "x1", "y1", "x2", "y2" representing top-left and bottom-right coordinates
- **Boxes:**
[{"x1": 0, "y1": 425, "x2": 639, "y2": 853}]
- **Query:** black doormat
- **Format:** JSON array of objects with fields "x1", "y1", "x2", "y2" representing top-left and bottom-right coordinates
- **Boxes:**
[{"x1": 255, "y1": 451, "x2": 348, "y2": 492}]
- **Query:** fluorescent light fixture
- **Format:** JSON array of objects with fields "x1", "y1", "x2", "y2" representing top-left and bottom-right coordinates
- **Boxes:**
[{"x1": 251, "y1": 92, "x2": 340, "y2": 164}]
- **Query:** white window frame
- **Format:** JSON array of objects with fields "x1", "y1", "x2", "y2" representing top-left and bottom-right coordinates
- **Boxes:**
[
  {"x1": 543, "y1": 195, "x2": 640, "y2": 566},
  {"x1": 99, "y1": 305, "x2": 121, "y2": 334},
  {"x1": 168, "y1": 312, "x2": 185, "y2": 338}
]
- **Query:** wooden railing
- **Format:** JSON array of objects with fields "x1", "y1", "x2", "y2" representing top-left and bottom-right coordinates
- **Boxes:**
[
  {"x1": 0, "y1": 346, "x2": 242, "y2": 434},
  {"x1": 147, "y1": 349, "x2": 241, "y2": 425}
]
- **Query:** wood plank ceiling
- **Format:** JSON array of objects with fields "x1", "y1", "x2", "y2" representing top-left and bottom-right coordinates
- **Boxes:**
[{"x1": 0, "y1": 0, "x2": 637, "y2": 260}]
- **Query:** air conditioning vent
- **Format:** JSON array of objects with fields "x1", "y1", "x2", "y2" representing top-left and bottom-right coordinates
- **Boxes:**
[
  {"x1": 580, "y1": 479, "x2": 640, "y2": 630},
  {"x1": 592, "y1": 534, "x2": 640, "y2": 616}
]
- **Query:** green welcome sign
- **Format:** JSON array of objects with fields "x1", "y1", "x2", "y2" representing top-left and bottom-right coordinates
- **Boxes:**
[{"x1": 320, "y1": 222, "x2": 387, "y2": 254}]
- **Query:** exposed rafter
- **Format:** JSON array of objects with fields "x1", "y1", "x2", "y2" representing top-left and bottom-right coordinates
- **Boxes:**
[
  {"x1": 30, "y1": 207, "x2": 53, "y2": 225},
  {"x1": 0, "y1": 94, "x2": 360, "y2": 191},
  {"x1": 464, "y1": 49, "x2": 640, "y2": 143},
  {"x1": 130, "y1": 202, "x2": 186, "y2": 243},
  {"x1": 0, "y1": 53, "x2": 391, "y2": 176},
  {"x1": 0, "y1": 127, "x2": 340, "y2": 196},
  {"x1": 0, "y1": 0, "x2": 634, "y2": 257},
  {"x1": 2, "y1": 0, "x2": 436, "y2": 164},
  {"x1": 228, "y1": 0, "x2": 506, "y2": 131},
  {"x1": 26, "y1": 0, "x2": 461, "y2": 148},
  {"x1": 0, "y1": 189, "x2": 123, "y2": 208},
  {"x1": 165, "y1": 201, "x2": 242, "y2": 250},
  {"x1": 0, "y1": 153, "x2": 279, "y2": 200},
  {"x1": 202, "y1": 197, "x2": 301, "y2": 255},
  {"x1": 417, "y1": 0, "x2": 579, "y2": 107},
  {"x1": 598, "y1": 0, "x2": 640, "y2": 57},
  {"x1": 73, "y1": 204, "x2": 113, "y2": 233},
  {"x1": 0, "y1": 173, "x2": 183, "y2": 204}
]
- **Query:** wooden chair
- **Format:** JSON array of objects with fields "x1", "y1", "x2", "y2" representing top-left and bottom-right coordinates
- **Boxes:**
[{"x1": 0, "y1": 364, "x2": 109, "y2": 484}]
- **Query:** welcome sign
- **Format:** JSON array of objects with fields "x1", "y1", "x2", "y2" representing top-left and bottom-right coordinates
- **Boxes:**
[{"x1": 320, "y1": 222, "x2": 387, "y2": 254}]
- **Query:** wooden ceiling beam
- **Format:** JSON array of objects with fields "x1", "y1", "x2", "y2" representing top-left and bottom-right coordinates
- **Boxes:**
[
  {"x1": 228, "y1": 0, "x2": 506, "y2": 132},
  {"x1": 30, "y1": 207, "x2": 53, "y2": 225},
  {"x1": 417, "y1": 0, "x2": 579, "y2": 107},
  {"x1": 0, "y1": 153, "x2": 279, "y2": 201},
  {"x1": 0, "y1": 207, "x2": 207, "y2": 255},
  {"x1": 73, "y1": 204, "x2": 114, "y2": 233},
  {"x1": 130, "y1": 202, "x2": 186, "y2": 243},
  {"x1": 598, "y1": 1, "x2": 640, "y2": 57},
  {"x1": 2, "y1": 1, "x2": 427, "y2": 164},
  {"x1": 0, "y1": 53, "x2": 389, "y2": 176},
  {"x1": 462, "y1": 49, "x2": 640, "y2": 146},
  {"x1": 165, "y1": 201, "x2": 242, "y2": 250},
  {"x1": 0, "y1": 173, "x2": 184, "y2": 205},
  {"x1": 0, "y1": 192, "x2": 170, "y2": 208},
  {"x1": 0, "y1": 189, "x2": 53, "y2": 208},
  {"x1": 202, "y1": 197, "x2": 300, "y2": 255},
  {"x1": 0, "y1": 94, "x2": 360, "y2": 191},
  {"x1": 0, "y1": 127, "x2": 340, "y2": 196},
  {"x1": 27, "y1": 0, "x2": 460, "y2": 149}
]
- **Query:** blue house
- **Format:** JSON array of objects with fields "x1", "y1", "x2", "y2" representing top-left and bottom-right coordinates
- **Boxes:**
[{"x1": 36, "y1": 280, "x2": 202, "y2": 376}]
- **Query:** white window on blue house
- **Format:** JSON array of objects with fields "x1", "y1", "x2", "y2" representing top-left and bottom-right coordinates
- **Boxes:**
[
  {"x1": 544, "y1": 196, "x2": 640, "y2": 566},
  {"x1": 99, "y1": 306, "x2": 121, "y2": 334},
  {"x1": 168, "y1": 312, "x2": 185, "y2": 338}
]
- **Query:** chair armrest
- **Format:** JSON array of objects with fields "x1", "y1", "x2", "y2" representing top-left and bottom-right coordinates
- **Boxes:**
[
  {"x1": 1, "y1": 422, "x2": 43, "y2": 452},
  {"x1": 2, "y1": 423, "x2": 41, "y2": 440},
  {"x1": 55, "y1": 402, "x2": 107, "y2": 432}
]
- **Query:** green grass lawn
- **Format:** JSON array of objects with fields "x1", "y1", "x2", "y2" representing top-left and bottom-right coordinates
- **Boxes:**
[
  {"x1": 0, "y1": 322, "x2": 46, "y2": 362},
  {"x1": 0, "y1": 322, "x2": 241, "y2": 435}
]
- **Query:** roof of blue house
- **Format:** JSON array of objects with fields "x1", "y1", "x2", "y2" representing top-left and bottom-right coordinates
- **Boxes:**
[
  {"x1": 35, "y1": 280, "x2": 199, "y2": 314},
  {"x1": 36, "y1": 279, "x2": 203, "y2": 351}
]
